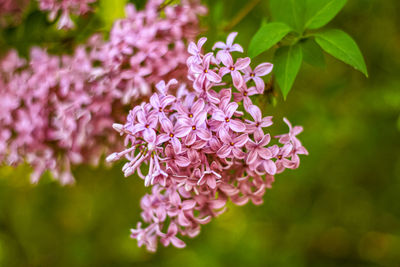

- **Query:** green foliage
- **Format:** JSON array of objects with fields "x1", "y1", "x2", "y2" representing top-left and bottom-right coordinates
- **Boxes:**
[
  {"x1": 98, "y1": 0, "x2": 128, "y2": 30},
  {"x1": 2, "y1": 1, "x2": 399, "y2": 266},
  {"x1": 301, "y1": 38, "x2": 325, "y2": 67},
  {"x1": 304, "y1": 0, "x2": 347, "y2": 29},
  {"x1": 249, "y1": 0, "x2": 366, "y2": 99},
  {"x1": 269, "y1": 0, "x2": 306, "y2": 33},
  {"x1": 248, "y1": 22, "x2": 292, "y2": 58},
  {"x1": 315, "y1": 29, "x2": 368, "y2": 77},
  {"x1": 274, "y1": 45, "x2": 303, "y2": 99}
]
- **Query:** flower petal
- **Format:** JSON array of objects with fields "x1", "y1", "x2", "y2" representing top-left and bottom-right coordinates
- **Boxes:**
[
  {"x1": 254, "y1": 62, "x2": 273, "y2": 76},
  {"x1": 254, "y1": 77, "x2": 265, "y2": 93},
  {"x1": 226, "y1": 32, "x2": 238, "y2": 46},
  {"x1": 234, "y1": 57, "x2": 251, "y2": 70},
  {"x1": 206, "y1": 70, "x2": 222, "y2": 83},
  {"x1": 219, "y1": 52, "x2": 234, "y2": 67},
  {"x1": 263, "y1": 159, "x2": 277, "y2": 175},
  {"x1": 234, "y1": 133, "x2": 248, "y2": 147},
  {"x1": 196, "y1": 128, "x2": 211, "y2": 141},
  {"x1": 212, "y1": 109, "x2": 226, "y2": 121},
  {"x1": 217, "y1": 144, "x2": 231, "y2": 158},
  {"x1": 225, "y1": 102, "x2": 238, "y2": 118},
  {"x1": 247, "y1": 104, "x2": 262, "y2": 122},
  {"x1": 171, "y1": 137, "x2": 182, "y2": 154},
  {"x1": 231, "y1": 70, "x2": 243, "y2": 88},
  {"x1": 160, "y1": 118, "x2": 173, "y2": 132},
  {"x1": 229, "y1": 119, "x2": 246, "y2": 132}
]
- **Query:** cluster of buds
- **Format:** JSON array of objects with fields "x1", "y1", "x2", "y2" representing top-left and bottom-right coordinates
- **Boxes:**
[
  {"x1": 107, "y1": 33, "x2": 308, "y2": 251},
  {"x1": 0, "y1": 0, "x2": 205, "y2": 184}
]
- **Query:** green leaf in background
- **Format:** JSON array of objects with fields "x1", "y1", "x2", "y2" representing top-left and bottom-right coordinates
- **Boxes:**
[
  {"x1": 301, "y1": 38, "x2": 325, "y2": 67},
  {"x1": 269, "y1": 0, "x2": 306, "y2": 33},
  {"x1": 248, "y1": 22, "x2": 292, "y2": 58},
  {"x1": 98, "y1": 0, "x2": 127, "y2": 30},
  {"x1": 315, "y1": 29, "x2": 368, "y2": 77},
  {"x1": 274, "y1": 44, "x2": 303, "y2": 99},
  {"x1": 305, "y1": 0, "x2": 347, "y2": 29}
]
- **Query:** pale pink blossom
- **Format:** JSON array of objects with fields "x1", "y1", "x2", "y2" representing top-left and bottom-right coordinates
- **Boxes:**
[{"x1": 108, "y1": 32, "x2": 307, "y2": 251}]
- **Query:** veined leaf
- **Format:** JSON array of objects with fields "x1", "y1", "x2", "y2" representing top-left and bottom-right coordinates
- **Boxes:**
[
  {"x1": 315, "y1": 29, "x2": 368, "y2": 77},
  {"x1": 269, "y1": 0, "x2": 306, "y2": 33},
  {"x1": 274, "y1": 44, "x2": 303, "y2": 99},
  {"x1": 305, "y1": 0, "x2": 347, "y2": 29},
  {"x1": 301, "y1": 38, "x2": 325, "y2": 67},
  {"x1": 248, "y1": 22, "x2": 292, "y2": 58}
]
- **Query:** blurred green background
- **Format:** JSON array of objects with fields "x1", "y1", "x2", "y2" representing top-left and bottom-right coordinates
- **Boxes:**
[{"x1": 1, "y1": 0, "x2": 400, "y2": 266}]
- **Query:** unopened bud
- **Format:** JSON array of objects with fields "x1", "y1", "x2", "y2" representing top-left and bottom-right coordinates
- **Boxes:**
[
  {"x1": 112, "y1": 123, "x2": 124, "y2": 133},
  {"x1": 106, "y1": 152, "x2": 119, "y2": 162}
]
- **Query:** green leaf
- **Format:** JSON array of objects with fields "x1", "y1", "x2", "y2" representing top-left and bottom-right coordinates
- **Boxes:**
[
  {"x1": 315, "y1": 29, "x2": 368, "y2": 77},
  {"x1": 305, "y1": 0, "x2": 347, "y2": 29},
  {"x1": 301, "y1": 38, "x2": 325, "y2": 67},
  {"x1": 269, "y1": 0, "x2": 306, "y2": 32},
  {"x1": 248, "y1": 22, "x2": 292, "y2": 58},
  {"x1": 274, "y1": 44, "x2": 303, "y2": 99}
]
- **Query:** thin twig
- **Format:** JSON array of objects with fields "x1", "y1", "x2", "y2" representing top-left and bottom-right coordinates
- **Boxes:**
[{"x1": 223, "y1": 0, "x2": 261, "y2": 32}]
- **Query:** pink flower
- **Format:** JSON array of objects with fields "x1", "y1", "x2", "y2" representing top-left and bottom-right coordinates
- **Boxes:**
[
  {"x1": 107, "y1": 31, "x2": 307, "y2": 252},
  {"x1": 217, "y1": 129, "x2": 248, "y2": 159},
  {"x1": 245, "y1": 105, "x2": 273, "y2": 135},
  {"x1": 157, "y1": 118, "x2": 186, "y2": 154},
  {"x1": 176, "y1": 111, "x2": 211, "y2": 146},
  {"x1": 212, "y1": 98, "x2": 246, "y2": 134},
  {"x1": 218, "y1": 53, "x2": 250, "y2": 88},
  {"x1": 245, "y1": 133, "x2": 272, "y2": 165},
  {"x1": 243, "y1": 63, "x2": 273, "y2": 93},
  {"x1": 0, "y1": 0, "x2": 206, "y2": 184},
  {"x1": 160, "y1": 223, "x2": 186, "y2": 248},
  {"x1": 190, "y1": 52, "x2": 222, "y2": 86},
  {"x1": 197, "y1": 161, "x2": 222, "y2": 189},
  {"x1": 233, "y1": 83, "x2": 258, "y2": 109},
  {"x1": 187, "y1": 37, "x2": 207, "y2": 66},
  {"x1": 212, "y1": 32, "x2": 244, "y2": 54}
]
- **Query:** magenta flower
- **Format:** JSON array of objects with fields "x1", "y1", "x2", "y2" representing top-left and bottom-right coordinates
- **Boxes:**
[
  {"x1": 276, "y1": 117, "x2": 306, "y2": 148},
  {"x1": 245, "y1": 133, "x2": 272, "y2": 165},
  {"x1": 212, "y1": 32, "x2": 244, "y2": 53},
  {"x1": 270, "y1": 144, "x2": 294, "y2": 173},
  {"x1": 0, "y1": 0, "x2": 205, "y2": 184},
  {"x1": 245, "y1": 105, "x2": 273, "y2": 135},
  {"x1": 243, "y1": 63, "x2": 273, "y2": 93},
  {"x1": 150, "y1": 93, "x2": 176, "y2": 120},
  {"x1": 167, "y1": 191, "x2": 197, "y2": 227},
  {"x1": 106, "y1": 32, "x2": 307, "y2": 251},
  {"x1": 176, "y1": 111, "x2": 211, "y2": 146},
  {"x1": 233, "y1": 83, "x2": 258, "y2": 109},
  {"x1": 38, "y1": 0, "x2": 96, "y2": 29},
  {"x1": 158, "y1": 118, "x2": 186, "y2": 154},
  {"x1": 197, "y1": 161, "x2": 222, "y2": 189},
  {"x1": 190, "y1": 52, "x2": 222, "y2": 86},
  {"x1": 187, "y1": 37, "x2": 207, "y2": 66},
  {"x1": 131, "y1": 109, "x2": 158, "y2": 143},
  {"x1": 217, "y1": 129, "x2": 248, "y2": 159},
  {"x1": 212, "y1": 99, "x2": 246, "y2": 134},
  {"x1": 176, "y1": 98, "x2": 205, "y2": 120},
  {"x1": 160, "y1": 223, "x2": 186, "y2": 248},
  {"x1": 218, "y1": 53, "x2": 250, "y2": 88}
]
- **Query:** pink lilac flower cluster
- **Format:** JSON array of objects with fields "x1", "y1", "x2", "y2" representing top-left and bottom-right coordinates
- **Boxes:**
[
  {"x1": 0, "y1": 0, "x2": 29, "y2": 25},
  {"x1": 37, "y1": 0, "x2": 97, "y2": 29},
  {"x1": 107, "y1": 32, "x2": 308, "y2": 251},
  {"x1": 0, "y1": 0, "x2": 205, "y2": 184}
]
